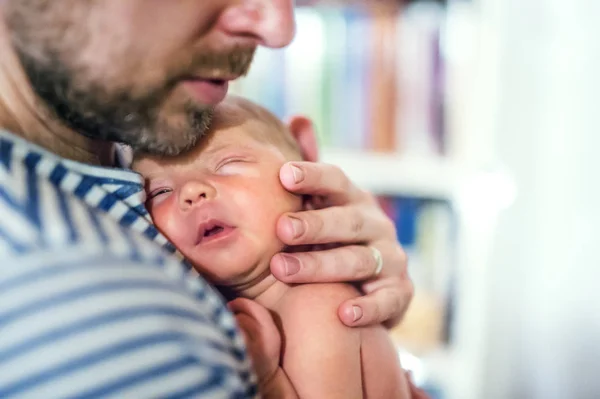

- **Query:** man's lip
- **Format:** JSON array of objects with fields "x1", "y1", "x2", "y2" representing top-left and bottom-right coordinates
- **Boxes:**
[
  {"x1": 181, "y1": 79, "x2": 230, "y2": 105},
  {"x1": 183, "y1": 74, "x2": 239, "y2": 82}
]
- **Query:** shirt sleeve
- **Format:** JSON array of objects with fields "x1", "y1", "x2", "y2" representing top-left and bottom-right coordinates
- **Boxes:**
[{"x1": 0, "y1": 252, "x2": 256, "y2": 398}]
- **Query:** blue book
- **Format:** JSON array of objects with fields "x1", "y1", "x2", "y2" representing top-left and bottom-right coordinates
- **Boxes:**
[
  {"x1": 393, "y1": 197, "x2": 420, "y2": 247},
  {"x1": 339, "y1": 8, "x2": 370, "y2": 150}
]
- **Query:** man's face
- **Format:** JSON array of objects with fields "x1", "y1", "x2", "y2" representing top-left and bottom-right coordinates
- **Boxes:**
[{"x1": 3, "y1": 0, "x2": 295, "y2": 156}]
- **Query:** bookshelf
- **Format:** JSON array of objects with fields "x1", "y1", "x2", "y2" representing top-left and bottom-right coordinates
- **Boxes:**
[
  {"x1": 322, "y1": 149, "x2": 460, "y2": 199},
  {"x1": 296, "y1": 0, "x2": 448, "y2": 7},
  {"x1": 231, "y1": 1, "x2": 487, "y2": 398}
]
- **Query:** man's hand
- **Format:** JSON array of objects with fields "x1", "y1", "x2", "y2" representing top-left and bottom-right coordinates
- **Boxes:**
[
  {"x1": 228, "y1": 298, "x2": 281, "y2": 386},
  {"x1": 271, "y1": 161, "x2": 413, "y2": 329}
]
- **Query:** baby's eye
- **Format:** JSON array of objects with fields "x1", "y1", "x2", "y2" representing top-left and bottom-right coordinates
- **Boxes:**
[
  {"x1": 148, "y1": 188, "x2": 172, "y2": 199},
  {"x1": 218, "y1": 157, "x2": 245, "y2": 166},
  {"x1": 215, "y1": 157, "x2": 249, "y2": 172}
]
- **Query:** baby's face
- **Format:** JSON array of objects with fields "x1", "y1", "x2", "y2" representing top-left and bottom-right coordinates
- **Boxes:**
[{"x1": 135, "y1": 118, "x2": 302, "y2": 287}]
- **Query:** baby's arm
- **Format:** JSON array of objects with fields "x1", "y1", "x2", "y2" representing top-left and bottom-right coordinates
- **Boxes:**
[
  {"x1": 229, "y1": 298, "x2": 298, "y2": 399},
  {"x1": 261, "y1": 368, "x2": 299, "y2": 399},
  {"x1": 278, "y1": 283, "x2": 413, "y2": 399}
]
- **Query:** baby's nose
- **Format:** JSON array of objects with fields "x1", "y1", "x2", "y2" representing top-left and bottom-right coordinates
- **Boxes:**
[{"x1": 179, "y1": 181, "x2": 213, "y2": 208}]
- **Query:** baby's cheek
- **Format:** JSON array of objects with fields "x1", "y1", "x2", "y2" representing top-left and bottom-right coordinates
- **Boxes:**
[
  {"x1": 151, "y1": 204, "x2": 186, "y2": 246},
  {"x1": 276, "y1": 188, "x2": 304, "y2": 215}
]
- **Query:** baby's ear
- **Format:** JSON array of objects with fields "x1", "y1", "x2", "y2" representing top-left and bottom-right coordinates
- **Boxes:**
[{"x1": 286, "y1": 115, "x2": 319, "y2": 162}]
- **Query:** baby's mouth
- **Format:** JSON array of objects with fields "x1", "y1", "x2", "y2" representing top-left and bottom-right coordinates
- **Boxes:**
[
  {"x1": 196, "y1": 220, "x2": 235, "y2": 245},
  {"x1": 204, "y1": 225, "x2": 224, "y2": 237}
]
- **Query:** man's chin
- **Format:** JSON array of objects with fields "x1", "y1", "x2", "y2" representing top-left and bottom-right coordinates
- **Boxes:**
[
  {"x1": 126, "y1": 130, "x2": 201, "y2": 157},
  {"x1": 127, "y1": 108, "x2": 213, "y2": 157}
]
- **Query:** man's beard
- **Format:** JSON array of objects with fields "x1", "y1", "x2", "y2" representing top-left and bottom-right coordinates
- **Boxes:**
[
  {"x1": 14, "y1": 46, "x2": 255, "y2": 157},
  {"x1": 6, "y1": 2, "x2": 255, "y2": 157}
]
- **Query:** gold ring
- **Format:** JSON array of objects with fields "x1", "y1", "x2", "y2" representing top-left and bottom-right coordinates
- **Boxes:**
[{"x1": 370, "y1": 246, "x2": 383, "y2": 277}]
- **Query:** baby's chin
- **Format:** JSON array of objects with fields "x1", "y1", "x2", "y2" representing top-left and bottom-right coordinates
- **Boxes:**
[
  {"x1": 191, "y1": 255, "x2": 272, "y2": 289},
  {"x1": 185, "y1": 233, "x2": 286, "y2": 293}
]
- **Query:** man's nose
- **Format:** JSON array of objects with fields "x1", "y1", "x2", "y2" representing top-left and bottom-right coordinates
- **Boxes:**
[
  {"x1": 217, "y1": 0, "x2": 296, "y2": 49},
  {"x1": 179, "y1": 181, "x2": 215, "y2": 210}
]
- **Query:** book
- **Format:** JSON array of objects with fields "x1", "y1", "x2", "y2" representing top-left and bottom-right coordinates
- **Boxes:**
[
  {"x1": 230, "y1": 4, "x2": 447, "y2": 155},
  {"x1": 379, "y1": 196, "x2": 456, "y2": 352}
]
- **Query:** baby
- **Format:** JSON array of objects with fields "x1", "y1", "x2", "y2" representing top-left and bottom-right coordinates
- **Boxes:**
[{"x1": 134, "y1": 96, "x2": 416, "y2": 398}]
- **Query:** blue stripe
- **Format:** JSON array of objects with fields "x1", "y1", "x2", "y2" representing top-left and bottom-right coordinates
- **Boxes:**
[
  {"x1": 48, "y1": 163, "x2": 68, "y2": 186},
  {"x1": 0, "y1": 306, "x2": 207, "y2": 363},
  {"x1": 0, "y1": 191, "x2": 44, "y2": 251},
  {"x1": 96, "y1": 192, "x2": 118, "y2": 212},
  {"x1": 54, "y1": 184, "x2": 78, "y2": 243},
  {"x1": 212, "y1": 304, "x2": 236, "y2": 335},
  {"x1": 193, "y1": 278, "x2": 207, "y2": 301},
  {"x1": 154, "y1": 254, "x2": 168, "y2": 267},
  {"x1": 163, "y1": 368, "x2": 232, "y2": 399},
  {"x1": 86, "y1": 175, "x2": 143, "y2": 187},
  {"x1": 119, "y1": 208, "x2": 143, "y2": 227},
  {"x1": 132, "y1": 203, "x2": 149, "y2": 216},
  {"x1": 245, "y1": 380, "x2": 259, "y2": 398},
  {"x1": 111, "y1": 184, "x2": 143, "y2": 201},
  {"x1": 0, "y1": 279, "x2": 195, "y2": 325},
  {"x1": 0, "y1": 225, "x2": 29, "y2": 254},
  {"x1": 143, "y1": 225, "x2": 159, "y2": 240},
  {"x1": 201, "y1": 303, "x2": 246, "y2": 363},
  {"x1": 24, "y1": 153, "x2": 42, "y2": 229},
  {"x1": 0, "y1": 139, "x2": 13, "y2": 171},
  {"x1": 240, "y1": 369, "x2": 253, "y2": 383},
  {"x1": 0, "y1": 185, "x2": 25, "y2": 215},
  {"x1": 0, "y1": 255, "x2": 164, "y2": 295},
  {"x1": 70, "y1": 356, "x2": 203, "y2": 399},
  {"x1": 0, "y1": 332, "x2": 203, "y2": 397},
  {"x1": 225, "y1": 323, "x2": 238, "y2": 340},
  {"x1": 226, "y1": 346, "x2": 246, "y2": 363},
  {"x1": 85, "y1": 204, "x2": 109, "y2": 244},
  {"x1": 119, "y1": 223, "x2": 144, "y2": 263},
  {"x1": 200, "y1": 340, "x2": 239, "y2": 361},
  {"x1": 73, "y1": 176, "x2": 95, "y2": 198},
  {"x1": 164, "y1": 241, "x2": 179, "y2": 254},
  {"x1": 67, "y1": 173, "x2": 143, "y2": 190}
]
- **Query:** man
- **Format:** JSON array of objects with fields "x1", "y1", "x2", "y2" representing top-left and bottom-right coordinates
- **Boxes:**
[{"x1": 0, "y1": 1, "x2": 414, "y2": 397}]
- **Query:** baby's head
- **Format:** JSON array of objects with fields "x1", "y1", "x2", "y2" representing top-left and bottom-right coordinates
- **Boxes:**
[{"x1": 134, "y1": 96, "x2": 311, "y2": 290}]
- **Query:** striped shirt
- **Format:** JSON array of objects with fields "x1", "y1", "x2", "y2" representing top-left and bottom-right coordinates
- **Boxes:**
[{"x1": 0, "y1": 130, "x2": 256, "y2": 398}]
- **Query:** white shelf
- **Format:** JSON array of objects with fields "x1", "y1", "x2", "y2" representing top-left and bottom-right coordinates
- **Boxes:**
[{"x1": 321, "y1": 149, "x2": 460, "y2": 199}]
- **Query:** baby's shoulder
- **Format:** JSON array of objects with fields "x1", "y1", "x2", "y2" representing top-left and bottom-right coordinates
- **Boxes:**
[{"x1": 275, "y1": 283, "x2": 361, "y2": 328}]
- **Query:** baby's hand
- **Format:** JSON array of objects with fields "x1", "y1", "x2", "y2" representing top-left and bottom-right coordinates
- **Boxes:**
[{"x1": 228, "y1": 298, "x2": 281, "y2": 387}]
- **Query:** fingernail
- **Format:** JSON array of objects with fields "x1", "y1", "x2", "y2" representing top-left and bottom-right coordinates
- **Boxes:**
[
  {"x1": 281, "y1": 254, "x2": 301, "y2": 276},
  {"x1": 352, "y1": 306, "x2": 363, "y2": 322},
  {"x1": 290, "y1": 165, "x2": 304, "y2": 184},
  {"x1": 287, "y1": 216, "x2": 304, "y2": 238}
]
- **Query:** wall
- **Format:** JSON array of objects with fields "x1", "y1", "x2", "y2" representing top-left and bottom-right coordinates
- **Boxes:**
[{"x1": 481, "y1": 0, "x2": 600, "y2": 398}]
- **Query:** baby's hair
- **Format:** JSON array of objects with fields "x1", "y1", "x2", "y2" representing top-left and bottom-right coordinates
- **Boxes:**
[{"x1": 213, "y1": 96, "x2": 302, "y2": 160}]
